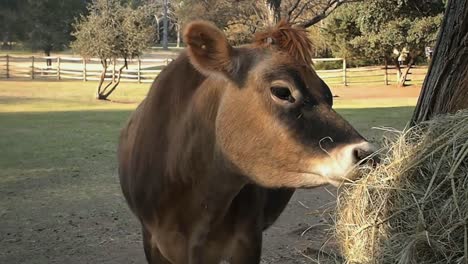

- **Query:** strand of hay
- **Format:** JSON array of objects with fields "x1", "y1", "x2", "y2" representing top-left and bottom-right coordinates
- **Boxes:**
[{"x1": 335, "y1": 110, "x2": 468, "y2": 264}]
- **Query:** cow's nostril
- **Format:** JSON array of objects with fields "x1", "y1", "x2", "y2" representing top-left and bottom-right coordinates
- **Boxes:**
[{"x1": 353, "y1": 143, "x2": 380, "y2": 166}]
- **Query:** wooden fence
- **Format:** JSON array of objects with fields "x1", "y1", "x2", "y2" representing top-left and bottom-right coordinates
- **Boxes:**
[
  {"x1": 0, "y1": 55, "x2": 170, "y2": 83},
  {"x1": 313, "y1": 58, "x2": 428, "y2": 86},
  {"x1": 0, "y1": 55, "x2": 427, "y2": 85}
]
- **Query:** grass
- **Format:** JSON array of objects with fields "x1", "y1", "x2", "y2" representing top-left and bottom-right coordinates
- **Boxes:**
[
  {"x1": 319, "y1": 68, "x2": 427, "y2": 86},
  {"x1": 0, "y1": 80, "x2": 416, "y2": 169},
  {"x1": 0, "y1": 80, "x2": 417, "y2": 263},
  {"x1": 0, "y1": 80, "x2": 147, "y2": 112}
]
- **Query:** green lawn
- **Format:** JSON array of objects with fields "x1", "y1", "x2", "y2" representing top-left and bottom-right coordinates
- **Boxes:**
[
  {"x1": 0, "y1": 80, "x2": 416, "y2": 263},
  {"x1": 0, "y1": 80, "x2": 415, "y2": 171}
]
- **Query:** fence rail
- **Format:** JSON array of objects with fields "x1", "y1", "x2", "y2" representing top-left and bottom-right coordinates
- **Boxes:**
[
  {"x1": 0, "y1": 55, "x2": 170, "y2": 83},
  {"x1": 0, "y1": 55, "x2": 427, "y2": 85}
]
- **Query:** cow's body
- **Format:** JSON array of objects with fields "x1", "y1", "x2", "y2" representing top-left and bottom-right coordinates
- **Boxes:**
[{"x1": 118, "y1": 21, "x2": 376, "y2": 263}]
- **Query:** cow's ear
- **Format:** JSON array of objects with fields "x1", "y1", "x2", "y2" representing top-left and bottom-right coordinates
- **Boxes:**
[{"x1": 184, "y1": 21, "x2": 234, "y2": 76}]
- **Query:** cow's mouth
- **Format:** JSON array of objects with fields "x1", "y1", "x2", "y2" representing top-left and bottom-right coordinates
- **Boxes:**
[{"x1": 308, "y1": 141, "x2": 379, "y2": 187}]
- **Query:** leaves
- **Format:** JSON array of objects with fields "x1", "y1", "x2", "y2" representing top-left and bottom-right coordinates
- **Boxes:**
[
  {"x1": 1, "y1": 0, "x2": 86, "y2": 53},
  {"x1": 71, "y1": 0, "x2": 156, "y2": 61},
  {"x1": 323, "y1": 0, "x2": 444, "y2": 62}
]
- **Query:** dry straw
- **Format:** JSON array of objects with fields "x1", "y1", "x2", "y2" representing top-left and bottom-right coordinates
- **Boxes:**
[{"x1": 335, "y1": 110, "x2": 468, "y2": 264}]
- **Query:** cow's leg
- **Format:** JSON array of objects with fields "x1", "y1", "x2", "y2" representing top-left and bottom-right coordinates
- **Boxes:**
[
  {"x1": 262, "y1": 188, "x2": 295, "y2": 230},
  {"x1": 229, "y1": 223, "x2": 263, "y2": 264},
  {"x1": 188, "y1": 177, "x2": 247, "y2": 264},
  {"x1": 187, "y1": 216, "x2": 211, "y2": 264},
  {"x1": 224, "y1": 185, "x2": 265, "y2": 264},
  {"x1": 142, "y1": 226, "x2": 171, "y2": 264}
]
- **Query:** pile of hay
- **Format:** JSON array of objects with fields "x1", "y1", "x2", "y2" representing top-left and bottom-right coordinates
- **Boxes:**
[{"x1": 335, "y1": 110, "x2": 468, "y2": 264}]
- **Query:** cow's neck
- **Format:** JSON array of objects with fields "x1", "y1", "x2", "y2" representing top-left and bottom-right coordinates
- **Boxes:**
[{"x1": 165, "y1": 75, "x2": 246, "y2": 191}]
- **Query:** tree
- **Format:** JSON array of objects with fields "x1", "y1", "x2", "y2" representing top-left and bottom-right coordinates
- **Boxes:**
[
  {"x1": 162, "y1": 0, "x2": 169, "y2": 49},
  {"x1": 411, "y1": 0, "x2": 468, "y2": 124},
  {"x1": 0, "y1": 0, "x2": 86, "y2": 61},
  {"x1": 0, "y1": 0, "x2": 26, "y2": 49},
  {"x1": 323, "y1": 0, "x2": 444, "y2": 85},
  {"x1": 265, "y1": 0, "x2": 360, "y2": 27},
  {"x1": 169, "y1": 0, "x2": 357, "y2": 45},
  {"x1": 71, "y1": 0, "x2": 156, "y2": 100},
  {"x1": 23, "y1": 0, "x2": 87, "y2": 64}
]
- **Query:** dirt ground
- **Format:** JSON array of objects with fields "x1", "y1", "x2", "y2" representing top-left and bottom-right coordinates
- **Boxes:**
[
  {"x1": 0, "y1": 84, "x2": 421, "y2": 264},
  {"x1": 330, "y1": 84, "x2": 422, "y2": 99}
]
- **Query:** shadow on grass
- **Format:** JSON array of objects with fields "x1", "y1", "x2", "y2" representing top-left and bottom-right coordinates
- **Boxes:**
[{"x1": 0, "y1": 106, "x2": 415, "y2": 264}]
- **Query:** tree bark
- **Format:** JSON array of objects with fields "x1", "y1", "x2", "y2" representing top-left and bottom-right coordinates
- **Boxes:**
[
  {"x1": 411, "y1": 0, "x2": 468, "y2": 124},
  {"x1": 176, "y1": 23, "x2": 180, "y2": 48},
  {"x1": 162, "y1": 0, "x2": 169, "y2": 49},
  {"x1": 398, "y1": 56, "x2": 414, "y2": 88},
  {"x1": 96, "y1": 59, "x2": 108, "y2": 99},
  {"x1": 45, "y1": 49, "x2": 52, "y2": 67},
  {"x1": 96, "y1": 58, "x2": 127, "y2": 100},
  {"x1": 265, "y1": 0, "x2": 280, "y2": 25}
]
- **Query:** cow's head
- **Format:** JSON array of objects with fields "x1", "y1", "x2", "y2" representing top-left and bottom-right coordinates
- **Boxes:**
[{"x1": 184, "y1": 21, "x2": 377, "y2": 188}]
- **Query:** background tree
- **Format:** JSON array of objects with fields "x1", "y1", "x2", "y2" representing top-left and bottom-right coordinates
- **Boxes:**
[
  {"x1": 23, "y1": 0, "x2": 87, "y2": 65},
  {"x1": 411, "y1": 0, "x2": 468, "y2": 124},
  {"x1": 169, "y1": 0, "x2": 358, "y2": 45},
  {"x1": 0, "y1": 0, "x2": 26, "y2": 49},
  {"x1": 0, "y1": 0, "x2": 87, "y2": 61},
  {"x1": 322, "y1": 0, "x2": 444, "y2": 85},
  {"x1": 265, "y1": 0, "x2": 360, "y2": 27},
  {"x1": 71, "y1": 0, "x2": 156, "y2": 100}
]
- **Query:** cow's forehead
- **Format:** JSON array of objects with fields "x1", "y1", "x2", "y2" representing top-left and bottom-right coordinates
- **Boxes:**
[{"x1": 247, "y1": 51, "x2": 317, "y2": 84}]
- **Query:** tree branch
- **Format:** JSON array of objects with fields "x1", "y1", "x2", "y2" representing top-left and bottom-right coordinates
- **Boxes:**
[
  {"x1": 291, "y1": 2, "x2": 309, "y2": 22},
  {"x1": 103, "y1": 58, "x2": 128, "y2": 98},
  {"x1": 287, "y1": 0, "x2": 302, "y2": 20},
  {"x1": 299, "y1": 0, "x2": 361, "y2": 28}
]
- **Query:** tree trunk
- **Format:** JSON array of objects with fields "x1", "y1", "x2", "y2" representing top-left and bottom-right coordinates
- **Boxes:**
[
  {"x1": 384, "y1": 57, "x2": 389, "y2": 85},
  {"x1": 398, "y1": 56, "x2": 414, "y2": 88},
  {"x1": 45, "y1": 49, "x2": 52, "y2": 67},
  {"x1": 96, "y1": 58, "x2": 127, "y2": 100},
  {"x1": 265, "y1": 0, "x2": 281, "y2": 25},
  {"x1": 162, "y1": 0, "x2": 169, "y2": 50},
  {"x1": 411, "y1": 0, "x2": 468, "y2": 124},
  {"x1": 96, "y1": 60, "x2": 107, "y2": 99},
  {"x1": 176, "y1": 23, "x2": 180, "y2": 48},
  {"x1": 154, "y1": 14, "x2": 160, "y2": 43}
]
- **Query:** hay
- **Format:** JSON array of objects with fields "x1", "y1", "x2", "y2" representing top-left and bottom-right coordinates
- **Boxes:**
[{"x1": 335, "y1": 110, "x2": 468, "y2": 264}]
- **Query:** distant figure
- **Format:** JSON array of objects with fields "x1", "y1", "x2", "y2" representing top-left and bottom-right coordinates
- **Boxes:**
[
  {"x1": 425, "y1": 46, "x2": 433, "y2": 61},
  {"x1": 398, "y1": 52, "x2": 407, "y2": 66}
]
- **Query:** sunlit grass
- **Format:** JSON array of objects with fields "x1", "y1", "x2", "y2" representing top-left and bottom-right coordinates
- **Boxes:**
[
  {"x1": 0, "y1": 80, "x2": 419, "y2": 112},
  {"x1": 333, "y1": 97, "x2": 418, "y2": 109},
  {"x1": 0, "y1": 80, "x2": 146, "y2": 112}
]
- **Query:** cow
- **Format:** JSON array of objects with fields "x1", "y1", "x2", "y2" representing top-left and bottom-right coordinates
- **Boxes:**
[{"x1": 118, "y1": 20, "x2": 377, "y2": 264}]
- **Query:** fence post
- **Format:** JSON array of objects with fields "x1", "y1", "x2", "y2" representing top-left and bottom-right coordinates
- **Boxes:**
[
  {"x1": 384, "y1": 61, "x2": 388, "y2": 85},
  {"x1": 31, "y1": 56, "x2": 35, "y2": 79},
  {"x1": 6, "y1": 55, "x2": 9, "y2": 79},
  {"x1": 137, "y1": 58, "x2": 141, "y2": 83},
  {"x1": 112, "y1": 58, "x2": 116, "y2": 82},
  {"x1": 83, "y1": 58, "x2": 87, "y2": 82},
  {"x1": 342, "y1": 58, "x2": 347, "y2": 86},
  {"x1": 57, "y1": 57, "x2": 61, "y2": 80}
]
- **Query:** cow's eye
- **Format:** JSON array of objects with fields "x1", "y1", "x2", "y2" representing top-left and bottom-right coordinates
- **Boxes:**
[{"x1": 271, "y1": 86, "x2": 295, "y2": 103}]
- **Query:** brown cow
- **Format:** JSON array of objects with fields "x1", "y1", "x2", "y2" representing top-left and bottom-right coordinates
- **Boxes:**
[{"x1": 118, "y1": 20, "x2": 376, "y2": 264}]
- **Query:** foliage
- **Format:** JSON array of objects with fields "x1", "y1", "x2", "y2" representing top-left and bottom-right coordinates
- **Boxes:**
[
  {"x1": 72, "y1": 0, "x2": 155, "y2": 60},
  {"x1": 321, "y1": 4, "x2": 361, "y2": 59},
  {"x1": 0, "y1": 0, "x2": 26, "y2": 48},
  {"x1": 323, "y1": 0, "x2": 444, "y2": 66},
  {"x1": 169, "y1": 0, "x2": 357, "y2": 45},
  {"x1": 0, "y1": 0, "x2": 87, "y2": 54},
  {"x1": 71, "y1": 0, "x2": 156, "y2": 100}
]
